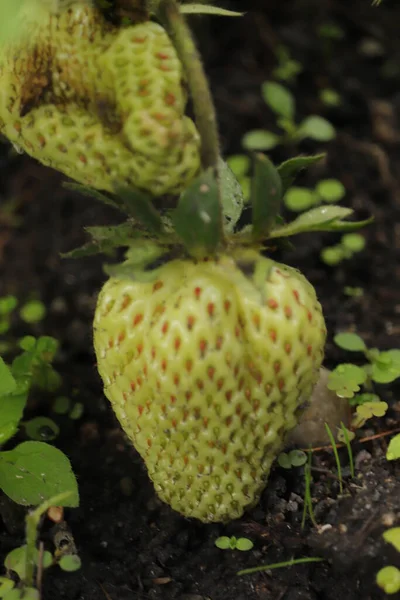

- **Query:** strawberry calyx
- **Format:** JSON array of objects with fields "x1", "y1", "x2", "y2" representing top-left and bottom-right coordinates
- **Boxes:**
[{"x1": 64, "y1": 151, "x2": 372, "y2": 277}]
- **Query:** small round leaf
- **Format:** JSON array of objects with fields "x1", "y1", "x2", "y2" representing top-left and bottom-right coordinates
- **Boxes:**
[
  {"x1": 341, "y1": 233, "x2": 365, "y2": 253},
  {"x1": 215, "y1": 536, "x2": 231, "y2": 550},
  {"x1": 316, "y1": 179, "x2": 345, "y2": 203},
  {"x1": 59, "y1": 554, "x2": 81, "y2": 572},
  {"x1": 386, "y1": 433, "x2": 400, "y2": 461},
  {"x1": 24, "y1": 417, "x2": 59, "y2": 441},
  {"x1": 376, "y1": 566, "x2": 400, "y2": 595},
  {"x1": 334, "y1": 333, "x2": 366, "y2": 352},
  {"x1": 20, "y1": 301, "x2": 46, "y2": 324},
  {"x1": 236, "y1": 538, "x2": 254, "y2": 551},
  {"x1": 284, "y1": 188, "x2": 317, "y2": 212}
]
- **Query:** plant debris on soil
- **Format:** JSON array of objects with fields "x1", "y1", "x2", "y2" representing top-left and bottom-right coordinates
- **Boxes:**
[{"x1": 0, "y1": 1, "x2": 400, "y2": 599}]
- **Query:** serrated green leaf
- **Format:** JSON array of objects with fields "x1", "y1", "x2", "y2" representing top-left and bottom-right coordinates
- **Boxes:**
[
  {"x1": 0, "y1": 390, "x2": 28, "y2": 445},
  {"x1": 299, "y1": 116, "x2": 336, "y2": 141},
  {"x1": 0, "y1": 358, "x2": 16, "y2": 396},
  {"x1": 268, "y1": 205, "x2": 354, "y2": 238},
  {"x1": 242, "y1": 130, "x2": 280, "y2": 151},
  {"x1": 327, "y1": 364, "x2": 367, "y2": 398},
  {"x1": 262, "y1": 82, "x2": 295, "y2": 120},
  {"x1": 172, "y1": 168, "x2": 221, "y2": 257},
  {"x1": 277, "y1": 154, "x2": 325, "y2": 195},
  {"x1": 114, "y1": 186, "x2": 164, "y2": 235},
  {"x1": 180, "y1": 4, "x2": 244, "y2": 16},
  {"x1": 62, "y1": 222, "x2": 137, "y2": 259},
  {"x1": 219, "y1": 158, "x2": 244, "y2": 232},
  {"x1": 386, "y1": 434, "x2": 400, "y2": 461},
  {"x1": 334, "y1": 332, "x2": 366, "y2": 352},
  {"x1": 0, "y1": 441, "x2": 79, "y2": 507},
  {"x1": 251, "y1": 154, "x2": 282, "y2": 239}
]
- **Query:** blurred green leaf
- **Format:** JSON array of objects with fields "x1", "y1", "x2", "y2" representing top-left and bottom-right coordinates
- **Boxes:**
[
  {"x1": 20, "y1": 301, "x2": 46, "y2": 324},
  {"x1": 23, "y1": 417, "x2": 59, "y2": 442},
  {"x1": 386, "y1": 434, "x2": 400, "y2": 461},
  {"x1": 59, "y1": 554, "x2": 82, "y2": 572},
  {"x1": 316, "y1": 179, "x2": 345, "y2": 203},
  {"x1": 268, "y1": 205, "x2": 355, "y2": 238},
  {"x1": 299, "y1": 116, "x2": 336, "y2": 141},
  {"x1": 251, "y1": 153, "x2": 282, "y2": 239},
  {"x1": 242, "y1": 130, "x2": 280, "y2": 151},
  {"x1": 0, "y1": 358, "x2": 16, "y2": 396},
  {"x1": 180, "y1": 4, "x2": 244, "y2": 16},
  {"x1": 277, "y1": 154, "x2": 325, "y2": 195},
  {"x1": 284, "y1": 187, "x2": 317, "y2": 212},
  {"x1": 262, "y1": 82, "x2": 295, "y2": 120},
  {"x1": 341, "y1": 233, "x2": 366, "y2": 253}
]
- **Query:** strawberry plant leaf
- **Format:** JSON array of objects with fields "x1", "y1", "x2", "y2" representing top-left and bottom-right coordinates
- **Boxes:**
[
  {"x1": 251, "y1": 153, "x2": 282, "y2": 239},
  {"x1": 386, "y1": 434, "x2": 400, "y2": 461},
  {"x1": 0, "y1": 358, "x2": 16, "y2": 395},
  {"x1": 334, "y1": 333, "x2": 366, "y2": 352},
  {"x1": 114, "y1": 186, "x2": 164, "y2": 235},
  {"x1": 172, "y1": 168, "x2": 221, "y2": 257},
  {"x1": 219, "y1": 158, "x2": 245, "y2": 232},
  {"x1": 0, "y1": 390, "x2": 28, "y2": 445},
  {"x1": 268, "y1": 205, "x2": 353, "y2": 238},
  {"x1": 277, "y1": 154, "x2": 325, "y2": 196},
  {"x1": 62, "y1": 222, "x2": 139, "y2": 259},
  {"x1": 0, "y1": 441, "x2": 79, "y2": 507},
  {"x1": 262, "y1": 82, "x2": 295, "y2": 120}
]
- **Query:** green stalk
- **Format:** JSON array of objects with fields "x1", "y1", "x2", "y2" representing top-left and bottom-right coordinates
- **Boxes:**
[
  {"x1": 24, "y1": 492, "x2": 72, "y2": 587},
  {"x1": 157, "y1": 0, "x2": 220, "y2": 171}
]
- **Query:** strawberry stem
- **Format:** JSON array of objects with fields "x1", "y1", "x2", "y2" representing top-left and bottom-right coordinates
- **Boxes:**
[{"x1": 157, "y1": 0, "x2": 220, "y2": 172}]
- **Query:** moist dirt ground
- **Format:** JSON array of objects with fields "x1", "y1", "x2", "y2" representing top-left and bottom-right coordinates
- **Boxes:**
[{"x1": 0, "y1": 1, "x2": 400, "y2": 599}]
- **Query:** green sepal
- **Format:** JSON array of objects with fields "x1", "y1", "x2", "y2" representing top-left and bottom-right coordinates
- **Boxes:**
[
  {"x1": 104, "y1": 241, "x2": 172, "y2": 282},
  {"x1": 278, "y1": 154, "x2": 325, "y2": 196},
  {"x1": 61, "y1": 222, "x2": 139, "y2": 259},
  {"x1": 179, "y1": 4, "x2": 244, "y2": 17},
  {"x1": 219, "y1": 158, "x2": 245, "y2": 232},
  {"x1": 63, "y1": 182, "x2": 124, "y2": 213},
  {"x1": 172, "y1": 168, "x2": 222, "y2": 258},
  {"x1": 114, "y1": 186, "x2": 165, "y2": 235},
  {"x1": 251, "y1": 153, "x2": 282, "y2": 240},
  {"x1": 268, "y1": 205, "x2": 372, "y2": 238}
]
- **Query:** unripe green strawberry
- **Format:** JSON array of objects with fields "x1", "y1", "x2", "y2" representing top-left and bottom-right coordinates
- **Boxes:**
[
  {"x1": 93, "y1": 249, "x2": 326, "y2": 523},
  {"x1": 0, "y1": 2, "x2": 200, "y2": 195}
]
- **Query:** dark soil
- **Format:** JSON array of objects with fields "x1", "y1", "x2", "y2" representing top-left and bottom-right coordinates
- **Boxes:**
[{"x1": 1, "y1": 1, "x2": 400, "y2": 599}]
